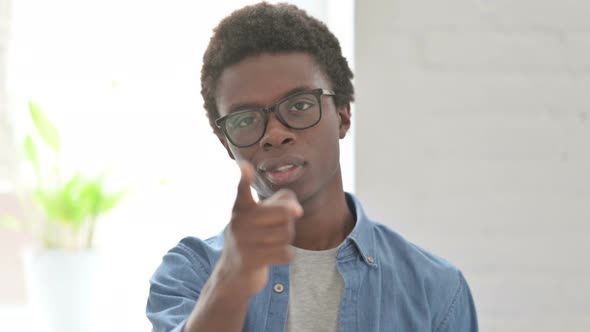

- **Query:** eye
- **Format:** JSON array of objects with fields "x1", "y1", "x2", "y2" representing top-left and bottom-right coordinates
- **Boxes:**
[
  {"x1": 289, "y1": 101, "x2": 312, "y2": 112},
  {"x1": 228, "y1": 113, "x2": 259, "y2": 129},
  {"x1": 237, "y1": 116, "x2": 255, "y2": 128}
]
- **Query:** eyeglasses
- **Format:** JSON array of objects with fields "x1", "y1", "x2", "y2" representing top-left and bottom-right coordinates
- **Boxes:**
[{"x1": 215, "y1": 88, "x2": 336, "y2": 148}]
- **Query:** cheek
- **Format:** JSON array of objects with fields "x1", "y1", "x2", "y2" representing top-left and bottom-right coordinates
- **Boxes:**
[
  {"x1": 320, "y1": 110, "x2": 342, "y2": 144},
  {"x1": 307, "y1": 114, "x2": 341, "y2": 164}
]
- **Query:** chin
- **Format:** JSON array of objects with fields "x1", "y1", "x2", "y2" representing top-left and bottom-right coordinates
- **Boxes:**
[{"x1": 254, "y1": 179, "x2": 314, "y2": 203}]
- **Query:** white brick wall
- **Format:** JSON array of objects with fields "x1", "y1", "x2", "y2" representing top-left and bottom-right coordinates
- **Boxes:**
[
  {"x1": 0, "y1": 0, "x2": 13, "y2": 186},
  {"x1": 355, "y1": 1, "x2": 590, "y2": 331},
  {"x1": 0, "y1": 0, "x2": 23, "y2": 305}
]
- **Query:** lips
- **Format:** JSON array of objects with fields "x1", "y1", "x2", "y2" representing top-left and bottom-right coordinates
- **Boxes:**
[{"x1": 258, "y1": 156, "x2": 306, "y2": 186}]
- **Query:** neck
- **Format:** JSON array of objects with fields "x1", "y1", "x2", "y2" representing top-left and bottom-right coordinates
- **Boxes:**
[{"x1": 292, "y1": 169, "x2": 355, "y2": 251}]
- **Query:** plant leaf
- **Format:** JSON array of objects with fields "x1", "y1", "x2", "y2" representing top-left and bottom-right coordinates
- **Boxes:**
[
  {"x1": 59, "y1": 173, "x2": 91, "y2": 226},
  {"x1": 97, "y1": 190, "x2": 126, "y2": 215},
  {"x1": 23, "y1": 135, "x2": 39, "y2": 168},
  {"x1": 23, "y1": 135, "x2": 42, "y2": 185},
  {"x1": 28, "y1": 101, "x2": 61, "y2": 152},
  {"x1": 34, "y1": 188, "x2": 61, "y2": 222},
  {"x1": 78, "y1": 176, "x2": 126, "y2": 217},
  {"x1": 32, "y1": 171, "x2": 127, "y2": 231},
  {"x1": 79, "y1": 179, "x2": 103, "y2": 217}
]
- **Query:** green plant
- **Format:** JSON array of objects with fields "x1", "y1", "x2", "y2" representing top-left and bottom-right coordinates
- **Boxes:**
[{"x1": 5, "y1": 101, "x2": 126, "y2": 249}]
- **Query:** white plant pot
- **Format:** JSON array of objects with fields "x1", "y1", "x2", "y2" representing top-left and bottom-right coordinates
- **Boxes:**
[{"x1": 23, "y1": 248, "x2": 101, "y2": 332}]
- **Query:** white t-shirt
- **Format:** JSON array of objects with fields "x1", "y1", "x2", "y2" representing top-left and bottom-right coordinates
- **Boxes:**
[{"x1": 285, "y1": 245, "x2": 344, "y2": 332}]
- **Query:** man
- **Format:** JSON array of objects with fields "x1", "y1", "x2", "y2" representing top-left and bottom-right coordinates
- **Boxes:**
[{"x1": 146, "y1": 3, "x2": 478, "y2": 332}]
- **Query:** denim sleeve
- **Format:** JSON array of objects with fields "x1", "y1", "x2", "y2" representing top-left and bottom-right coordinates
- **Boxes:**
[
  {"x1": 434, "y1": 271, "x2": 479, "y2": 332},
  {"x1": 146, "y1": 243, "x2": 211, "y2": 332}
]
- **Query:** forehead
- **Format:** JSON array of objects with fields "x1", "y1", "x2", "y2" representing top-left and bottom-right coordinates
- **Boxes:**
[{"x1": 216, "y1": 52, "x2": 331, "y2": 116}]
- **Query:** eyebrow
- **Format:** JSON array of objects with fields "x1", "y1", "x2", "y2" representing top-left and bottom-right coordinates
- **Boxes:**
[{"x1": 227, "y1": 86, "x2": 313, "y2": 113}]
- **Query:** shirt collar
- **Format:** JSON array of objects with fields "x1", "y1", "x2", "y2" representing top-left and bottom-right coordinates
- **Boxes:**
[
  {"x1": 219, "y1": 192, "x2": 378, "y2": 267},
  {"x1": 338, "y1": 192, "x2": 378, "y2": 267}
]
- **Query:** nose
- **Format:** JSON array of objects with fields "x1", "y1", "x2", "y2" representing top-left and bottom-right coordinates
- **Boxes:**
[{"x1": 259, "y1": 113, "x2": 295, "y2": 150}]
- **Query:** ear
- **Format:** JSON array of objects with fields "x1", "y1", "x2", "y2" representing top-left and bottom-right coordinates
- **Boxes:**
[
  {"x1": 217, "y1": 135, "x2": 236, "y2": 160},
  {"x1": 337, "y1": 103, "x2": 352, "y2": 139}
]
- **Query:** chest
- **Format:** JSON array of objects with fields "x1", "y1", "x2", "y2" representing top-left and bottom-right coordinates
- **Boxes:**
[{"x1": 243, "y1": 260, "x2": 433, "y2": 332}]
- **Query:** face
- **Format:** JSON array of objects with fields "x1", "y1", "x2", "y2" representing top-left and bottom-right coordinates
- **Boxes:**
[{"x1": 216, "y1": 52, "x2": 351, "y2": 202}]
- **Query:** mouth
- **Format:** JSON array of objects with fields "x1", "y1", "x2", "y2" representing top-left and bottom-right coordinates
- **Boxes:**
[{"x1": 258, "y1": 157, "x2": 306, "y2": 186}]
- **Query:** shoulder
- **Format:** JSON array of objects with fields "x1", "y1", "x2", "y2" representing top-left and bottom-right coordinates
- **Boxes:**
[
  {"x1": 176, "y1": 233, "x2": 225, "y2": 261},
  {"x1": 152, "y1": 231, "x2": 226, "y2": 282},
  {"x1": 370, "y1": 221, "x2": 473, "y2": 328},
  {"x1": 146, "y1": 232, "x2": 227, "y2": 330},
  {"x1": 372, "y1": 221, "x2": 459, "y2": 278}
]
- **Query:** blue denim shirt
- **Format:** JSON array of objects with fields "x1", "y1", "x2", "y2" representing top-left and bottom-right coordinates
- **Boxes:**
[{"x1": 147, "y1": 193, "x2": 478, "y2": 332}]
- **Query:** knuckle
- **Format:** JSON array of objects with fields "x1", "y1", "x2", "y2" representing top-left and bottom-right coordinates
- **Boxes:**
[
  {"x1": 274, "y1": 228, "x2": 289, "y2": 244},
  {"x1": 276, "y1": 188, "x2": 293, "y2": 198},
  {"x1": 276, "y1": 205, "x2": 291, "y2": 219},
  {"x1": 265, "y1": 205, "x2": 290, "y2": 222},
  {"x1": 269, "y1": 189, "x2": 296, "y2": 203}
]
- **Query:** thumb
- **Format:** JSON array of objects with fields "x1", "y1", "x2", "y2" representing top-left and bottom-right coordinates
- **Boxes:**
[{"x1": 233, "y1": 160, "x2": 256, "y2": 211}]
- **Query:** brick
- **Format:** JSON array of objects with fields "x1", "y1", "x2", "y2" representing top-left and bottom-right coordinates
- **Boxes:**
[
  {"x1": 565, "y1": 32, "x2": 590, "y2": 69},
  {"x1": 381, "y1": 71, "x2": 589, "y2": 118},
  {"x1": 483, "y1": 317, "x2": 590, "y2": 332},
  {"x1": 373, "y1": 179, "x2": 590, "y2": 238},
  {"x1": 481, "y1": 0, "x2": 590, "y2": 29},
  {"x1": 423, "y1": 30, "x2": 567, "y2": 71},
  {"x1": 409, "y1": 194, "x2": 590, "y2": 235},
  {"x1": 364, "y1": 124, "x2": 589, "y2": 166},
  {"x1": 393, "y1": 0, "x2": 491, "y2": 28},
  {"x1": 382, "y1": 33, "x2": 422, "y2": 64},
  {"x1": 527, "y1": 75, "x2": 590, "y2": 112},
  {"x1": 472, "y1": 273, "x2": 590, "y2": 316}
]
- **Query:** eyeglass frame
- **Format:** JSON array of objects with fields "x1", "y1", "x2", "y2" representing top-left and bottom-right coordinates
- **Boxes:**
[{"x1": 215, "y1": 88, "x2": 336, "y2": 148}]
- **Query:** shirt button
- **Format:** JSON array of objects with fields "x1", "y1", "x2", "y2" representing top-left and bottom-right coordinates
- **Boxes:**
[
  {"x1": 273, "y1": 283, "x2": 285, "y2": 293},
  {"x1": 367, "y1": 256, "x2": 375, "y2": 264}
]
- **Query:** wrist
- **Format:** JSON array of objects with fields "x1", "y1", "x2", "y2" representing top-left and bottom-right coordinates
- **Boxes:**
[{"x1": 210, "y1": 260, "x2": 253, "y2": 301}]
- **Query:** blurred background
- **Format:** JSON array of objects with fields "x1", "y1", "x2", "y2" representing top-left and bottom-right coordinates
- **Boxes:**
[{"x1": 0, "y1": 0, "x2": 588, "y2": 331}]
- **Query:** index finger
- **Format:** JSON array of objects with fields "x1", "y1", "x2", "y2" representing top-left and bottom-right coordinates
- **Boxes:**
[{"x1": 233, "y1": 160, "x2": 256, "y2": 211}]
